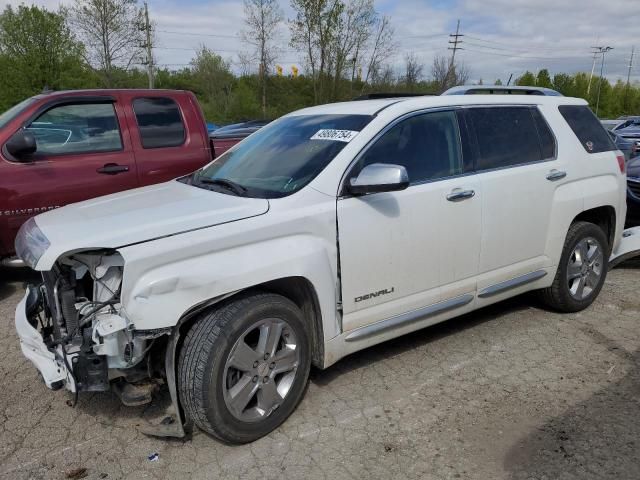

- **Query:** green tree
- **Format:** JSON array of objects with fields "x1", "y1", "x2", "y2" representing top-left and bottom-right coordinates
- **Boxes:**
[
  {"x1": 0, "y1": 5, "x2": 89, "y2": 110},
  {"x1": 536, "y1": 69, "x2": 552, "y2": 88},
  {"x1": 516, "y1": 71, "x2": 536, "y2": 86},
  {"x1": 552, "y1": 73, "x2": 573, "y2": 96},
  {"x1": 70, "y1": 0, "x2": 145, "y2": 87},
  {"x1": 190, "y1": 46, "x2": 235, "y2": 122}
]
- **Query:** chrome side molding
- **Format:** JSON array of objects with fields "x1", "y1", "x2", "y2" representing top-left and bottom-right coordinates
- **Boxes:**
[
  {"x1": 344, "y1": 294, "x2": 474, "y2": 342},
  {"x1": 478, "y1": 270, "x2": 547, "y2": 298}
]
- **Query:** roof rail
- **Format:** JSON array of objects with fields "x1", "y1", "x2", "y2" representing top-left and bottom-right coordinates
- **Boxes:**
[
  {"x1": 442, "y1": 85, "x2": 563, "y2": 96},
  {"x1": 353, "y1": 92, "x2": 435, "y2": 100}
]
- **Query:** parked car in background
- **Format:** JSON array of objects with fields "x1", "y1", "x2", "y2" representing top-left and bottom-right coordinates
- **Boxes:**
[
  {"x1": 608, "y1": 129, "x2": 638, "y2": 161},
  {"x1": 206, "y1": 122, "x2": 219, "y2": 134},
  {"x1": 613, "y1": 116, "x2": 640, "y2": 156},
  {"x1": 627, "y1": 155, "x2": 640, "y2": 226},
  {"x1": 14, "y1": 93, "x2": 640, "y2": 444},
  {"x1": 0, "y1": 89, "x2": 213, "y2": 265},
  {"x1": 601, "y1": 119, "x2": 622, "y2": 130},
  {"x1": 209, "y1": 119, "x2": 270, "y2": 157}
]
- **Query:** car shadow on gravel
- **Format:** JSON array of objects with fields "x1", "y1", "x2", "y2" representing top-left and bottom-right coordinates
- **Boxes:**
[
  {"x1": 0, "y1": 267, "x2": 39, "y2": 302},
  {"x1": 311, "y1": 294, "x2": 533, "y2": 386},
  {"x1": 503, "y1": 345, "x2": 640, "y2": 480}
]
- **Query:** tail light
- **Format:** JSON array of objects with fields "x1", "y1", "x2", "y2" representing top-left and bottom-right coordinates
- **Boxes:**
[{"x1": 616, "y1": 154, "x2": 626, "y2": 174}]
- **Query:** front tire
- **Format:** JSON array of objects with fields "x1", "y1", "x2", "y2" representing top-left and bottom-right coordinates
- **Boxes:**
[
  {"x1": 178, "y1": 292, "x2": 311, "y2": 443},
  {"x1": 540, "y1": 221, "x2": 608, "y2": 312}
]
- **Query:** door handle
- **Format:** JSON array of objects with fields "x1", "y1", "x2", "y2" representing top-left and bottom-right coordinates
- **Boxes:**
[
  {"x1": 446, "y1": 189, "x2": 475, "y2": 202},
  {"x1": 546, "y1": 169, "x2": 567, "y2": 181},
  {"x1": 97, "y1": 163, "x2": 129, "y2": 175}
]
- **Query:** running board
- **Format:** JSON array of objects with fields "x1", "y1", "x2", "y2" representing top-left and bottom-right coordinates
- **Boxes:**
[
  {"x1": 344, "y1": 294, "x2": 474, "y2": 342},
  {"x1": 609, "y1": 227, "x2": 640, "y2": 269},
  {"x1": 478, "y1": 270, "x2": 547, "y2": 298}
]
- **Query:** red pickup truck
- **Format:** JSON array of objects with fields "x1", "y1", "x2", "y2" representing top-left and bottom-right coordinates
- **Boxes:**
[{"x1": 0, "y1": 89, "x2": 215, "y2": 265}]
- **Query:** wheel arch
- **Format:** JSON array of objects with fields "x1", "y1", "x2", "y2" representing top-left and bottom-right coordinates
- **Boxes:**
[
  {"x1": 572, "y1": 205, "x2": 616, "y2": 254},
  {"x1": 175, "y1": 276, "x2": 325, "y2": 369}
]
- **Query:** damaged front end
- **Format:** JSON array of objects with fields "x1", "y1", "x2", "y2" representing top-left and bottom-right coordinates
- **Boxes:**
[{"x1": 16, "y1": 251, "x2": 186, "y2": 436}]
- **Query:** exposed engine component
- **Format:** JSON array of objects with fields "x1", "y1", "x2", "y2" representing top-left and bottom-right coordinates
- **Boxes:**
[{"x1": 35, "y1": 252, "x2": 154, "y2": 393}]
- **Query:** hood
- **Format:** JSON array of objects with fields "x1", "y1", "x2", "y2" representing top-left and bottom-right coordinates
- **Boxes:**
[{"x1": 33, "y1": 180, "x2": 269, "y2": 269}]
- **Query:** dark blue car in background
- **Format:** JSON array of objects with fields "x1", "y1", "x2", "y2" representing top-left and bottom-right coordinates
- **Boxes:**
[{"x1": 627, "y1": 156, "x2": 640, "y2": 227}]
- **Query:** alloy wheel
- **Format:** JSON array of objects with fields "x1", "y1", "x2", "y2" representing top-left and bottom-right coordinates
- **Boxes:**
[
  {"x1": 567, "y1": 237, "x2": 604, "y2": 301},
  {"x1": 222, "y1": 318, "x2": 300, "y2": 422}
]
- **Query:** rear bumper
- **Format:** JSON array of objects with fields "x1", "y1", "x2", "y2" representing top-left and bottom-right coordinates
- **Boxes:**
[{"x1": 15, "y1": 288, "x2": 71, "y2": 391}]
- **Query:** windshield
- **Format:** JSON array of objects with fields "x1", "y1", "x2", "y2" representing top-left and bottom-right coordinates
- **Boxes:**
[
  {"x1": 0, "y1": 98, "x2": 35, "y2": 129},
  {"x1": 190, "y1": 114, "x2": 373, "y2": 198}
]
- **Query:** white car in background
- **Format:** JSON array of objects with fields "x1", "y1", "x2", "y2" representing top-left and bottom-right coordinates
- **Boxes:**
[{"x1": 15, "y1": 93, "x2": 640, "y2": 443}]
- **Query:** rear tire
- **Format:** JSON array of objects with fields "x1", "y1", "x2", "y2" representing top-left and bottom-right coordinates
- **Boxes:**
[
  {"x1": 539, "y1": 221, "x2": 608, "y2": 312},
  {"x1": 178, "y1": 292, "x2": 311, "y2": 444}
]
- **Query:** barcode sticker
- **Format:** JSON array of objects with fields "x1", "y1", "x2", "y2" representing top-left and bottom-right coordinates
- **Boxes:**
[{"x1": 310, "y1": 129, "x2": 359, "y2": 142}]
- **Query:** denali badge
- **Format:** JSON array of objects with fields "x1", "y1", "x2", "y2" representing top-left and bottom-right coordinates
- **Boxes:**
[{"x1": 354, "y1": 287, "x2": 395, "y2": 303}]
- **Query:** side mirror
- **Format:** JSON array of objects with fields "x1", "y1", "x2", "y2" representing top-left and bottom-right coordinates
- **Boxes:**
[
  {"x1": 348, "y1": 163, "x2": 410, "y2": 196},
  {"x1": 6, "y1": 130, "x2": 37, "y2": 160}
]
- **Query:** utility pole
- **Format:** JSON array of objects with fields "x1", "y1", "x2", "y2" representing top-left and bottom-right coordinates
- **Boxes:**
[
  {"x1": 626, "y1": 46, "x2": 635, "y2": 87},
  {"x1": 447, "y1": 19, "x2": 463, "y2": 87},
  {"x1": 144, "y1": 2, "x2": 154, "y2": 89},
  {"x1": 624, "y1": 46, "x2": 635, "y2": 113},
  {"x1": 595, "y1": 46, "x2": 613, "y2": 117},
  {"x1": 587, "y1": 47, "x2": 599, "y2": 95}
]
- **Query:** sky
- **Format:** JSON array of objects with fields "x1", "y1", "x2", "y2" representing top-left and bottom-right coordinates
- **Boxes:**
[{"x1": 1, "y1": 0, "x2": 638, "y2": 85}]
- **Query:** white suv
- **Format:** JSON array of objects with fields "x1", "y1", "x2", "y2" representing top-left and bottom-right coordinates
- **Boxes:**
[{"x1": 15, "y1": 94, "x2": 640, "y2": 443}]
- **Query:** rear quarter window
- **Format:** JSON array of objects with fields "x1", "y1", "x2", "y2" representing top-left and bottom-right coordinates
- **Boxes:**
[
  {"x1": 468, "y1": 106, "x2": 543, "y2": 171},
  {"x1": 558, "y1": 105, "x2": 616, "y2": 153}
]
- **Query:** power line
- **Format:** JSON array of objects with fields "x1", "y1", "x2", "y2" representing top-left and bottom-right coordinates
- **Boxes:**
[
  {"x1": 157, "y1": 29, "x2": 239, "y2": 39},
  {"x1": 461, "y1": 48, "x2": 591, "y2": 61}
]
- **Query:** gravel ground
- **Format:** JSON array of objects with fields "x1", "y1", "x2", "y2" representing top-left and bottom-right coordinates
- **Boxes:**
[{"x1": 0, "y1": 261, "x2": 639, "y2": 480}]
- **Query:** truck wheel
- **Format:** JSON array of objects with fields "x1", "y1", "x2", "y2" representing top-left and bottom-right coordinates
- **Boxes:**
[
  {"x1": 539, "y1": 221, "x2": 608, "y2": 313},
  {"x1": 178, "y1": 292, "x2": 311, "y2": 444}
]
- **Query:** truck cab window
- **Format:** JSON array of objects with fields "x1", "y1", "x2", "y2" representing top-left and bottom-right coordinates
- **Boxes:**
[
  {"x1": 26, "y1": 103, "x2": 122, "y2": 156},
  {"x1": 133, "y1": 97, "x2": 186, "y2": 149}
]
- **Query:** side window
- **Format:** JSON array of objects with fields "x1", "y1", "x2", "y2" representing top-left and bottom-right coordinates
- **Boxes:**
[
  {"x1": 531, "y1": 108, "x2": 556, "y2": 159},
  {"x1": 468, "y1": 107, "x2": 542, "y2": 171},
  {"x1": 133, "y1": 97, "x2": 186, "y2": 149},
  {"x1": 558, "y1": 105, "x2": 616, "y2": 153},
  {"x1": 356, "y1": 110, "x2": 463, "y2": 184},
  {"x1": 26, "y1": 103, "x2": 122, "y2": 156}
]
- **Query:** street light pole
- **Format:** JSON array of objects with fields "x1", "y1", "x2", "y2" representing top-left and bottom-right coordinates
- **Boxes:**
[{"x1": 595, "y1": 46, "x2": 613, "y2": 117}]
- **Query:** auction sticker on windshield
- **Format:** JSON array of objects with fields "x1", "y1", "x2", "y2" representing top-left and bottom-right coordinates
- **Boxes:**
[{"x1": 310, "y1": 129, "x2": 359, "y2": 142}]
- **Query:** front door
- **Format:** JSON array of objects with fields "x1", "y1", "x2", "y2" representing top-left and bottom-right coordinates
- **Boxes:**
[
  {"x1": 337, "y1": 109, "x2": 481, "y2": 333},
  {"x1": 5, "y1": 98, "x2": 138, "y2": 245}
]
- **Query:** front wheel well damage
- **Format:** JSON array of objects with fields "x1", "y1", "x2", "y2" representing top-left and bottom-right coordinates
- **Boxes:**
[{"x1": 173, "y1": 276, "x2": 325, "y2": 371}]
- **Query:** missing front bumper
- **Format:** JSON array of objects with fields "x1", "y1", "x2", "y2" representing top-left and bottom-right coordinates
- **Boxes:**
[{"x1": 15, "y1": 288, "x2": 71, "y2": 390}]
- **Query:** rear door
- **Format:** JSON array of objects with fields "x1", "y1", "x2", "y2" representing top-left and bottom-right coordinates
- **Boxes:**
[
  {"x1": 3, "y1": 96, "x2": 138, "y2": 246},
  {"x1": 125, "y1": 94, "x2": 210, "y2": 186},
  {"x1": 465, "y1": 105, "x2": 564, "y2": 296}
]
